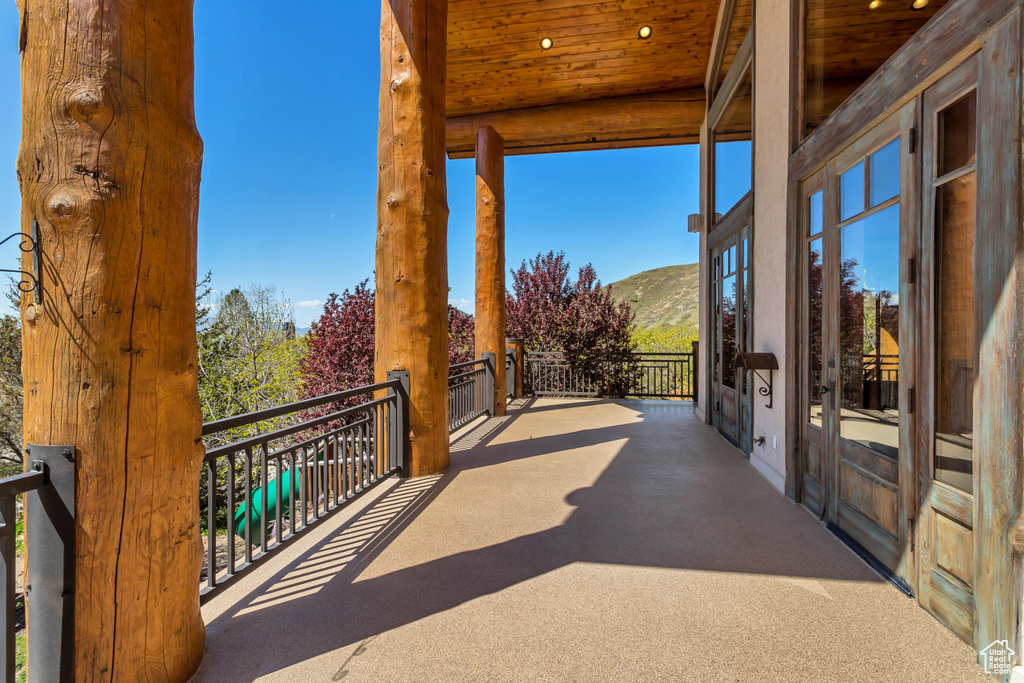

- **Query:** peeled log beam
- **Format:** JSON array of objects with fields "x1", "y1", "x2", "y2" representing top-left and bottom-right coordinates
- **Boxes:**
[
  {"x1": 16, "y1": 0, "x2": 205, "y2": 678},
  {"x1": 474, "y1": 126, "x2": 506, "y2": 416},
  {"x1": 376, "y1": 0, "x2": 451, "y2": 477},
  {"x1": 446, "y1": 88, "x2": 705, "y2": 159}
]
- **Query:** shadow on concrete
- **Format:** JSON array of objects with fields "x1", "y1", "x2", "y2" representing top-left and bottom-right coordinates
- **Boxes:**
[{"x1": 197, "y1": 399, "x2": 882, "y2": 681}]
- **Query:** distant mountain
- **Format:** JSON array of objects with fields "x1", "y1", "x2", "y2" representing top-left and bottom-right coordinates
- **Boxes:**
[{"x1": 608, "y1": 263, "x2": 699, "y2": 330}]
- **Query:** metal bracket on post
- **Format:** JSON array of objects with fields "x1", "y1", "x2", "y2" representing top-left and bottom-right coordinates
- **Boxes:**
[
  {"x1": 0, "y1": 221, "x2": 42, "y2": 305},
  {"x1": 24, "y1": 444, "x2": 75, "y2": 682},
  {"x1": 481, "y1": 353, "x2": 496, "y2": 416},
  {"x1": 386, "y1": 372, "x2": 410, "y2": 477}
]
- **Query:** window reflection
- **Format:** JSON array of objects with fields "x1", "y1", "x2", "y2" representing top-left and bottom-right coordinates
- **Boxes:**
[
  {"x1": 934, "y1": 171, "x2": 976, "y2": 491},
  {"x1": 809, "y1": 190, "x2": 823, "y2": 236},
  {"x1": 939, "y1": 92, "x2": 977, "y2": 176},
  {"x1": 722, "y1": 274, "x2": 738, "y2": 390},
  {"x1": 808, "y1": 237, "x2": 824, "y2": 427},
  {"x1": 839, "y1": 203, "x2": 901, "y2": 459},
  {"x1": 804, "y1": 0, "x2": 950, "y2": 136},
  {"x1": 713, "y1": 65, "x2": 752, "y2": 220},
  {"x1": 840, "y1": 161, "x2": 865, "y2": 221},
  {"x1": 869, "y1": 139, "x2": 900, "y2": 207}
]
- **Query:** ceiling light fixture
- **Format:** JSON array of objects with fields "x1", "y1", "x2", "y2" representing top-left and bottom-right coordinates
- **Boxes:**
[
  {"x1": 638, "y1": 25, "x2": 653, "y2": 40},
  {"x1": 868, "y1": 0, "x2": 880, "y2": 8},
  {"x1": 540, "y1": 37, "x2": 553, "y2": 50},
  {"x1": 911, "y1": 0, "x2": 928, "y2": 8}
]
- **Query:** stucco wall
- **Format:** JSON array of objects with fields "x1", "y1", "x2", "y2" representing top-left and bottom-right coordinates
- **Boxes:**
[{"x1": 749, "y1": 0, "x2": 791, "y2": 492}]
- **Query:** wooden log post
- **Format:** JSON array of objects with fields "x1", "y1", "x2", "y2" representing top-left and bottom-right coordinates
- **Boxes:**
[
  {"x1": 16, "y1": 0, "x2": 205, "y2": 679},
  {"x1": 376, "y1": 0, "x2": 451, "y2": 477},
  {"x1": 474, "y1": 126, "x2": 507, "y2": 416}
]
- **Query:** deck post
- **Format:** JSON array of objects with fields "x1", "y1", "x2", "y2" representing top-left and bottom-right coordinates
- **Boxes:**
[
  {"x1": 474, "y1": 125, "x2": 507, "y2": 416},
  {"x1": 376, "y1": 0, "x2": 451, "y2": 477},
  {"x1": 15, "y1": 0, "x2": 205, "y2": 677},
  {"x1": 506, "y1": 338, "x2": 525, "y2": 398},
  {"x1": 481, "y1": 353, "x2": 497, "y2": 416},
  {"x1": 691, "y1": 340, "x2": 700, "y2": 401}
]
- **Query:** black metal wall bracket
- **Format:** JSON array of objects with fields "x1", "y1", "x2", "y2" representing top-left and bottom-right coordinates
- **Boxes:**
[
  {"x1": 0, "y1": 220, "x2": 41, "y2": 304},
  {"x1": 735, "y1": 352, "x2": 779, "y2": 409}
]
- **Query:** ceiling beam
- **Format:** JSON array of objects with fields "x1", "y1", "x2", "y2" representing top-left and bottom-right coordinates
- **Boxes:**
[{"x1": 446, "y1": 88, "x2": 706, "y2": 159}]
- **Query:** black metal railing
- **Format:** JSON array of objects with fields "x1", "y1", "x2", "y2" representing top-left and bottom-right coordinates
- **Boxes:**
[
  {"x1": 0, "y1": 465, "x2": 42, "y2": 683},
  {"x1": 199, "y1": 374, "x2": 408, "y2": 601},
  {"x1": 525, "y1": 351, "x2": 696, "y2": 400},
  {"x1": 449, "y1": 359, "x2": 489, "y2": 432}
]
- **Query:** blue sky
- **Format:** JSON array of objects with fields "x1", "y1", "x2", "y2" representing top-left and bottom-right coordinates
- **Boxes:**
[{"x1": 0, "y1": 2, "x2": 701, "y2": 327}]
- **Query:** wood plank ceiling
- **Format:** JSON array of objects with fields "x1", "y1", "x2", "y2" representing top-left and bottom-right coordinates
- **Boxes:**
[{"x1": 445, "y1": 0, "x2": 720, "y2": 157}]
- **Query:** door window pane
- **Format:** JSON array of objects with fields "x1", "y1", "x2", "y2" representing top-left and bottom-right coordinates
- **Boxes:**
[
  {"x1": 808, "y1": 237, "x2": 824, "y2": 426},
  {"x1": 840, "y1": 161, "x2": 865, "y2": 221},
  {"x1": 809, "y1": 190, "x2": 823, "y2": 237},
  {"x1": 839, "y1": 203, "x2": 901, "y2": 459},
  {"x1": 939, "y1": 91, "x2": 977, "y2": 176},
  {"x1": 713, "y1": 66, "x2": 753, "y2": 220},
  {"x1": 869, "y1": 138, "x2": 900, "y2": 207},
  {"x1": 722, "y1": 273, "x2": 737, "y2": 390},
  {"x1": 934, "y1": 172, "x2": 975, "y2": 493},
  {"x1": 741, "y1": 268, "x2": 749, "y2": 396}
]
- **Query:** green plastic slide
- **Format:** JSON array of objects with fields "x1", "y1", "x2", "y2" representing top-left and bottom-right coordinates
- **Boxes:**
[{"x1": 233, "y1": 468, "x2": 303, "y2": 543}]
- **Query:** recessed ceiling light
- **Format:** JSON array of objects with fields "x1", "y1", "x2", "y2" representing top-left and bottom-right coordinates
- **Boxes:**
[
  {"x1": 911, "y1": 0, "x2": 928, "y2": 8},
  {"x1": 540, "y1": 37, "x2": 553, "y2": 50},
  {"x1": 638, "y1": 25, "x2": 653, "y2": 40},
  {"x1": 868, "y1": 0, "x2": 880, "y2": 8}
]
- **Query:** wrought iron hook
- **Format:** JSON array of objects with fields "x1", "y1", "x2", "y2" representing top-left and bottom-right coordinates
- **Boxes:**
[{"x1": 0, "y1": 220, "x2": 42, "y2": 303}]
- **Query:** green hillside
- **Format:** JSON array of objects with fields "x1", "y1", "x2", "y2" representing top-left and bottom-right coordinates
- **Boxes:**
[{"x1": 608, "y1": 263, "x2": 699, "y2": 330}]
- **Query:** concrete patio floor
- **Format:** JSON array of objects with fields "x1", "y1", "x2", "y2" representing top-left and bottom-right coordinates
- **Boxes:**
[{"x1": 193, "y1": 398, "x2": 988, "y2": 682}]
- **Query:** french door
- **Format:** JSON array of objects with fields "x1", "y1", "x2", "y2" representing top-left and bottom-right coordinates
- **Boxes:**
[
  {"x1": 710, "y1": 224, "x2": 752, "y2": 452},
  {"x1": 800, "y1": 101, "x2": 918, "y2": 584},
  {"x1": 800, "y1": 58, "x2": 983, "y2": 645}
]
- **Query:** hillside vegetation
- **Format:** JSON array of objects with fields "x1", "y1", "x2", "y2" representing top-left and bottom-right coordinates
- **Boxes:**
[{"x1": 608, "y1": 263, "x2": 699, "y2": 352}]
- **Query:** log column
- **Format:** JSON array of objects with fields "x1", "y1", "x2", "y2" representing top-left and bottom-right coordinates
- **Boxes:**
[
  {"x1": 17, "y1": 0, "x2": 205, "y2": 678},
  {"x1": 376, "y1": 0, "x2": 450, "y2": 476},
  {"x1": 474, "y1": 126, "x2": 507, "y2": 416}
]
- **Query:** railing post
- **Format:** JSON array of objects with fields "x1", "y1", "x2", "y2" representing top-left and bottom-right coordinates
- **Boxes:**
[
  {"x1": 387, "y1": 371, "x2": 411, "y2": 476},
  {"x1": 506, "y1": 338, "x2": 525, "y2": 398},
  {"x1": 481, "y1": 353, "x2": 497, "y2": 416},
  {"x1": 691, "y1": 340, "x2": 700, "y2": 402},
  {"x1": 22, "y1": 445, "x2": 76, "y2": 682}
]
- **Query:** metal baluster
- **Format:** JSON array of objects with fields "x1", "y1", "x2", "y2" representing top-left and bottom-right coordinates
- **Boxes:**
[
  {"x1": 364, "y1": 419, "x2": 372, "y2": 483},
  {"x1": 312, "y1": 441, "x2": 320, "y2": 521},
  {"x1": 228, "y1": 453, "x2": 235, "y2": 577},
  {"x1": 288, "y1": 452, "x2": 296, "y2": 537},
  {"x1": 374, "y1": 404, "x2": 381, "y2": 479},
  {"x1": 299, "y1": 443, "x2": 308, "y2": 528},
  {"x1": 244, "y1": 447, "x2": 253, "y2": 565},
  {"x1": 260, "y1": 443, "x2": 269, "y2": 554},
  {"x1": 206, "y1": 460, "x2": 216, "y2": 589},
  {"x1": 333, "y1": 432, "x2": 342, "y2": 507},
  {"x1": 275, "y1": 455, "x2": 283, "y2": 543}
]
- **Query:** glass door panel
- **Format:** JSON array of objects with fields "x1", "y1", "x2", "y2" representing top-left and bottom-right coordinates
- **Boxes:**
[
  {"x1": 838, "y1": 201, "x2": 902, "y2": 460},
  {"x1": 918, "y1": 61, "x2": 979, "y2": 644},
  {"x1": 801, "y1": 174, "x2": 826, "y2": 516},
  {"x1": 799, "y1": 101, "x2": 916, "y2": 580},
  {"x1": 710, "y1": 223, "x2": 752, "y2": 451}
]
